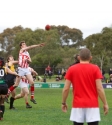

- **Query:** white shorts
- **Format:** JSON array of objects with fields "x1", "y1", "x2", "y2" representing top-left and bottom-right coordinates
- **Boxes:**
[
  {"x1": 18, "y1": 67, "x2": 31, "y2": 76},
  {"x1": 70, "y1": 108, "x2": 100, "y2": 123},
  {"x1": 19, "y1": 80, "x2": 29, "y2": 89}
]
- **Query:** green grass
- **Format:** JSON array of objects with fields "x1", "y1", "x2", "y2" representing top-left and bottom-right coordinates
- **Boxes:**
[{"x1": 1, "y1": 88, "x2": 112, "y2": 125}]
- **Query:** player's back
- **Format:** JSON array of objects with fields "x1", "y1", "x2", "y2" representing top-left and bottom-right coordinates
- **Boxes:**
[{"x1": 65, "y1": 63, "x2": 103, "y2": 107}]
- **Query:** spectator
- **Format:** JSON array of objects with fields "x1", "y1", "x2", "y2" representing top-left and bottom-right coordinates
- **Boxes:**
[
  {"x1": 48, "y1": 70, "x2": 52, "y2": 79},
  {"x1": 108, "y1": 68, "x2": 112, "y2": 83},
  {"x1": 45, "y1": 65, "x2": 52, "y2": 79},
  {"x1": 44, "y1": 68, "x2": 48, "y2": 77},
  {"x1": 61, "y1": 68, "x2": 66, "y2": 80},
  {"x1": 46, "y1": 65, "x2": 51, "y2": 73},
  {"x1": 101, "y1": 69, "x2": 105, "y2": 81},
  {"x1": 55, "y1": 76, "x2": 60, "y2": 81},
  {"x1": 58, "y1": 69, "x2": 61, "y2": 77},
  {"x1": 109, "y1": 68, "x2": 112, "y2": 76},
  {"x1": 38, "y1": 76, "x2": 43, "y2": 82},
  {"x1": 70, "y1": 54, "x2": 80, "y2": 66}
]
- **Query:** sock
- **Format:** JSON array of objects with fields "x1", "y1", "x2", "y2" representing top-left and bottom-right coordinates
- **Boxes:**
[
  {"x1": 10, "y1": 97, "x2": 15, "y2": 109},
  {"x1": 26, "y1": 102, "x2": 29, "y2": 105},
  {"x1": 9, "y1": 86, "x2": 17, "y2": 92},
  {"x1": 30, "y1": 85, "x2": 34, "y2": 99},
  {"x1": 7, "y1": 86, "x2": 17, "y2": 97},
  {"x1": 0, "y1": 105, "x2": 5, "y2": 118}
]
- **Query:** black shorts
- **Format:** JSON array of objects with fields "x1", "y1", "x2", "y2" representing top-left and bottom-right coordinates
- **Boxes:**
[
  {"x1": 5, "y1": 74, "x2": 16, "y2": 88},
  {"x1": 0, "y1": 84, "x2": 8, "y2": 95},
  {"x1": 6, "y1": 80, "x2": 15, "y2": 88}
]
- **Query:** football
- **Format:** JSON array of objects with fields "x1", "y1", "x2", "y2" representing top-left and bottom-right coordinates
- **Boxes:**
[{"x1": 45, "y1": 25, "x2": 51, "y2": 31}]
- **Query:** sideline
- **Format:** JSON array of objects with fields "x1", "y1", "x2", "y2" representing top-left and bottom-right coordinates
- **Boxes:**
[{"x1": 33, "y1": 83, "x2": 112, "y2": 89}]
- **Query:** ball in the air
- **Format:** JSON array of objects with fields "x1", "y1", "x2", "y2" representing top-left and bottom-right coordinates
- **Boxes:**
[{"x1": 45, "y1": 25, "x2": 51, "y2": 30}]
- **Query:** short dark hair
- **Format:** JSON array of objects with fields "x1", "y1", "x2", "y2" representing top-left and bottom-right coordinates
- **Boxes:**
[
  {"x1": 79, "y1": 48, "x2": 91, "y2": 61},
  {"x1": 7, "y1": 55, "x2": 13, "y2": 62},
  {"x1": 74, "y1": 54, "x2": 79, "y2": 60},
  {"x1": 19, "y1": 41, "x2": 25, "y2": 47}
]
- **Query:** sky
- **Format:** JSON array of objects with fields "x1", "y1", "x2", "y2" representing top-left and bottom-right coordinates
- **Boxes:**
[{"x1": 0, "y1": 0, "x2": 112, "y2": 38}]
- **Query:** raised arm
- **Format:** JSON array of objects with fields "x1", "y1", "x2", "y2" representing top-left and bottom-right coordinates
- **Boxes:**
[
  {"x1": 10, "y1": 60, "x2": 18, "y2": 64},
  {"x1": 31, "y1": 68, "x2": 38, "y2": 76},
  {"x1": 21, "y1": 43, "x2": 45, "y2": 51},
  {"x1": 5, "y1": 61, "x2": 18, "y2": 67},
  {"x1": 6, "y1": 67, "x2": 18, "y2": 76}
]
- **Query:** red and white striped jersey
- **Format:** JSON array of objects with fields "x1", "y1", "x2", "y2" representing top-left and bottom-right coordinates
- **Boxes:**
[
  {"x1": 19, "y1": 50, "x2": 30, "y2": 68},
  {"x1": 21, "y1": 78, "x2": 29, "y2": 83}
]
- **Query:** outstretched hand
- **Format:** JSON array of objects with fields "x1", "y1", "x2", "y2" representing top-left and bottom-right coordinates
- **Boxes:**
[{"x1": 39, "y1": 43, "x2": 45, "y2": 47}]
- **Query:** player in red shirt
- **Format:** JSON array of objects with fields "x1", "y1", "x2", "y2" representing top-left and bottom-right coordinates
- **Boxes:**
[{"x1": 62, "y1": 48, "x2": 109, "y2": 125}]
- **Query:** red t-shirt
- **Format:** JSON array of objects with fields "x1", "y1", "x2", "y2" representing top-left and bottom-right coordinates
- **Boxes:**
[{"x1": 65, "y1": 63, "x2": 103, "y2": 108}]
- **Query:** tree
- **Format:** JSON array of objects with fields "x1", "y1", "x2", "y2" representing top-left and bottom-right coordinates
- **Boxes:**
[
  {"x1": 51, "y1": 25, "x2": 83, "y2": 47},
  {"x1": 0, "y1": 25, "x2": 24, "y2": 58},
  {"x1": 56, "y1": 46, "x2": 78, "y2": 68},
  {"x1": 83, "y1": 27, "x2": 112, "y2": 71}
]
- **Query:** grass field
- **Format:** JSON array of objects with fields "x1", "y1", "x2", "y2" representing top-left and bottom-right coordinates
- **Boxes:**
[{"x1": 1, "y1": 88, "x2": 112, "y2": 125}]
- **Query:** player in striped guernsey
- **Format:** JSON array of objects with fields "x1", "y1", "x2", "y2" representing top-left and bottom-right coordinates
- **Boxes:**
[
  {"x1": 15, "y1": 67, "x2": 38, "y2": 108},
  {"x1": 8, "y1": 41, "x2": 45, "y2": 104}
]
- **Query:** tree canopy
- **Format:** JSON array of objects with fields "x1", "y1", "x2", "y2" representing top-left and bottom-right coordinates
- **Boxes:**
[
  {"x1": 83, "y1": 27, "x2": 112, "y2": 71},
  {"x1": 0, "y1": 25, "x2": 112, "y2": 73}
]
